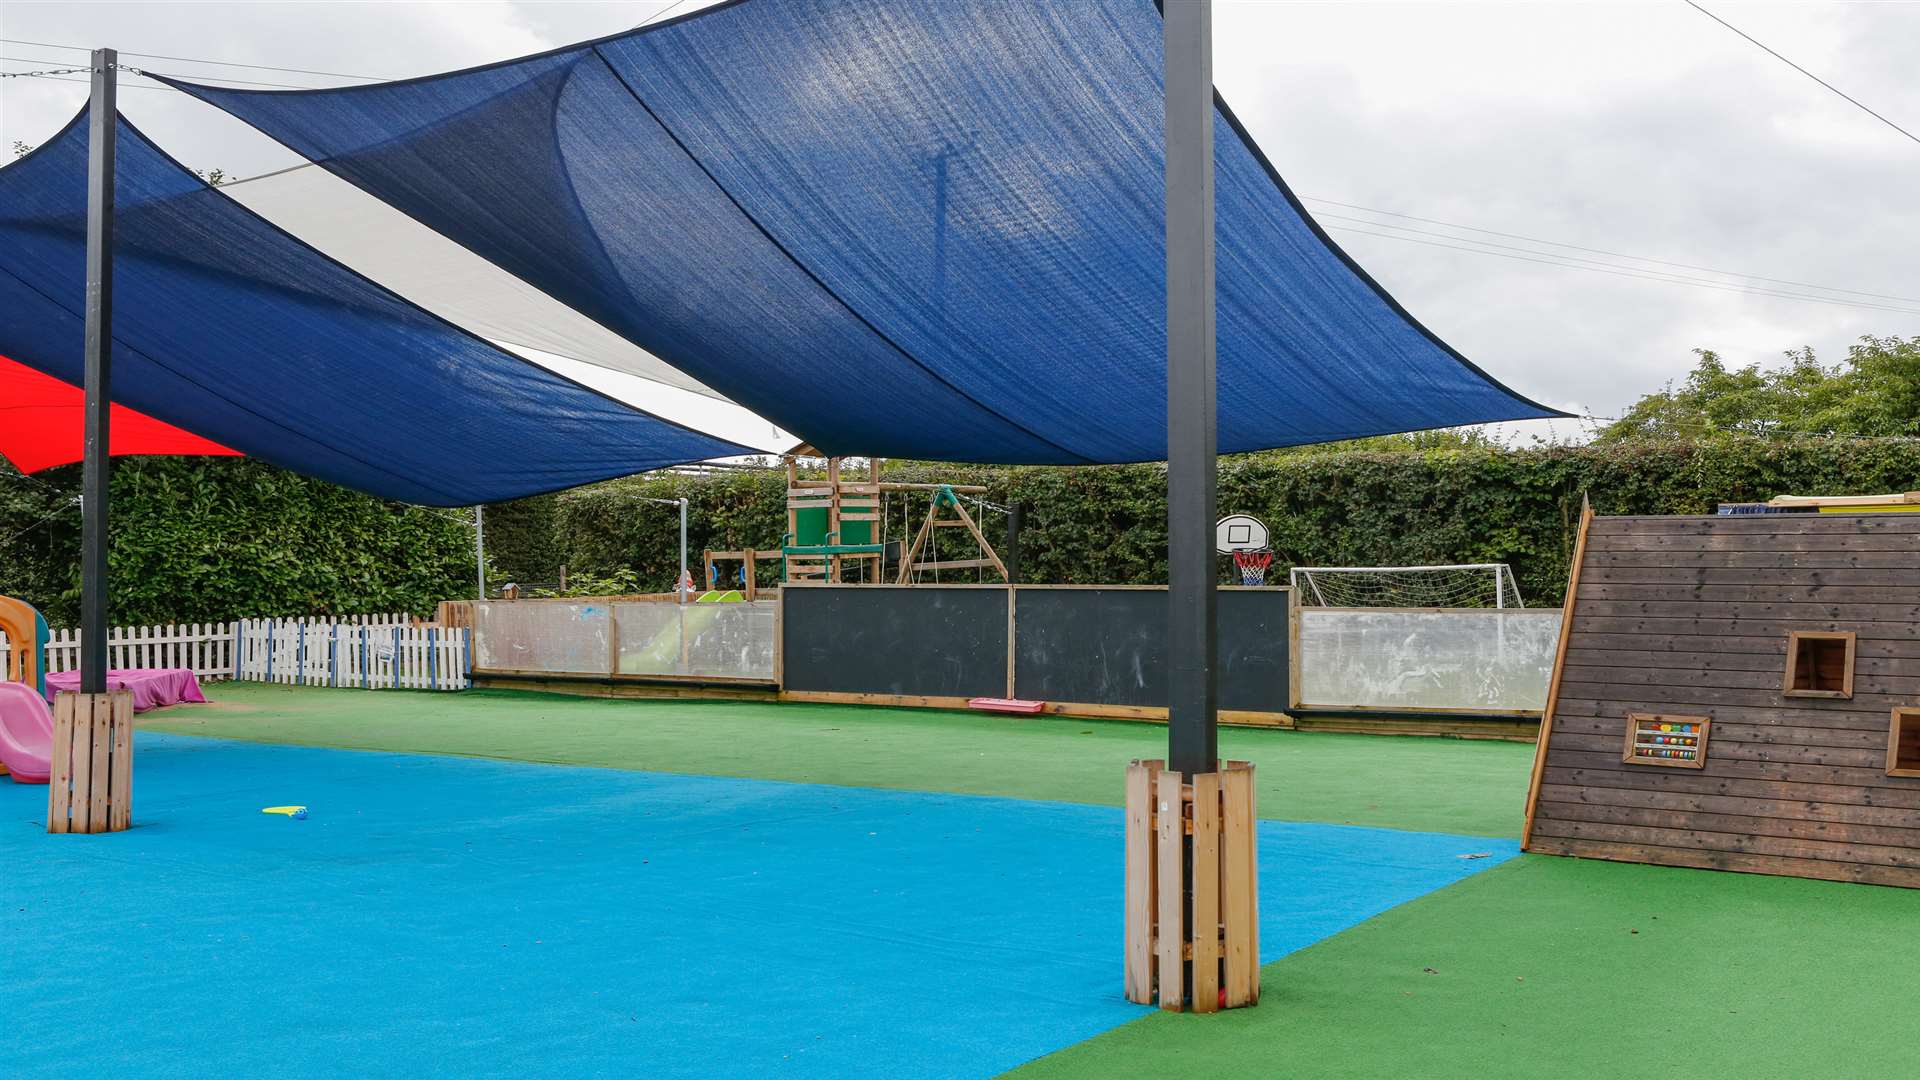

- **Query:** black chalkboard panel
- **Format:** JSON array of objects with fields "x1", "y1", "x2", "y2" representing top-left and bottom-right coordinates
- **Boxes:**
[
  {"x1": 1012, "y1": 588, "x2": 1288, "y2": 712},
  {"x1": 780, "y1": 586, "x2": 1007, "y2": 697}
]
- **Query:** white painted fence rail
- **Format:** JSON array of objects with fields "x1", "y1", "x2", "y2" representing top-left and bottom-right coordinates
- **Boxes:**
[
  {"x1": 44, "y1": 622, "x2": 241, "y2": 681},
  {"x1": 7, "y1": 613, "x2": 469, "y2": 691},
  {"x1": 236, "y1": 619, "x2": 470, "y2": 691}
]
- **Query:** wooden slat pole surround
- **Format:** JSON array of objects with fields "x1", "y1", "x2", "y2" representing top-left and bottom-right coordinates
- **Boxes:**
[
  {"x1": 1124, "y1": 759, "x2": 1160, "y2": 1004},
  {"x1": 1152, "y1": 767, "x2": 1185, "y2": 1011},
  {"x1": 1521, "y1": 499, "x2": 1594, "y2": 849},
  {"x1": 47, "y1": 690, "x2": 133, "y2": 834},
  {"x1": 1125, "y1": 760, "x2": 1258, "y2": 1011},
  {"x1": 1222, "y1": 762, "x2": 1259, "y2": 1006},
  {"x1": 1190, "y1": 770, "x2": 1222, "y2": 1013}
]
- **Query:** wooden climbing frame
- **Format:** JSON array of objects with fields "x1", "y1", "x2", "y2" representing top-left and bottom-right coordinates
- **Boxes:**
[{"x1": 895, "y1": 484, "x2": 1007, "y2": 584}]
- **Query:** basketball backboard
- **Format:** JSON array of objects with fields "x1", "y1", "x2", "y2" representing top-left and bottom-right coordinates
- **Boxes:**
[{"x1": 1214, "y1": 514, "x2": 1269, "y2": 554}]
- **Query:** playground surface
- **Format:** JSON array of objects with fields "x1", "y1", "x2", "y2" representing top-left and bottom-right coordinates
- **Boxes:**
[{"x1": 5, "y1": 684, "x2": 1917, "y2": 1078}]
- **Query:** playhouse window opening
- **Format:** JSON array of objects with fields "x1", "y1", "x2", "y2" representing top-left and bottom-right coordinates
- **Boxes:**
[
  {"x1": 1784, "y1": 632, "x2": 1855, "y2": 699},
  {"x1": 1891, "y1": 709, "x2": 1920, "y2": 778}
]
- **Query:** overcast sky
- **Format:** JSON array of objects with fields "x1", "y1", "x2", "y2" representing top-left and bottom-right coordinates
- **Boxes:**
[{"x1": 3, "y1": 0, "x2": 1915, "y2": 441}]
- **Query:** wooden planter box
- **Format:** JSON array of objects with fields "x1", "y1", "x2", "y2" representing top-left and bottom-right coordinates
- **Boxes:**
[
  {"x1": 48, "y1": 690, "x2": 133, "y2": 834},
  {"x1": 1124, "y1": 759, "x2": 1259, "y2": 1012}
]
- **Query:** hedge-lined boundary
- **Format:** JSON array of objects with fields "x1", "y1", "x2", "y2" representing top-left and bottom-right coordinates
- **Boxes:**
[
  {"x1": 540, "y1": 438, "x2": 1920, "y2": 605},
  {"x1": 0, "y1": 458, "x2": 475, "y2": 626},
  {"x1": 7, "y1": 438, "x2": 1916, "y2": 625}
]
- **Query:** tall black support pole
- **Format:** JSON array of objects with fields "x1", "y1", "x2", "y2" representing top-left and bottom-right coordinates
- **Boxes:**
[
  {"x1": 1164, "y1": 1, "x2": 1217, "y2": 776},
  {"x1": 1004, "y1": 501, "x2": 1024, "y2": 584},
  {"x1": 79, "y1": 48, "x2": 117, "y2": 696}
]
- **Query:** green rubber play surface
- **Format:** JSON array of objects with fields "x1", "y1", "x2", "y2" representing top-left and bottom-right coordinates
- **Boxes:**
[
  {"x1": 144, "y1": 684, "x2": 1920, "y2": 1079},
  {"x1": 1017, "y1": 850, "x2": 1920, "y2": 1079},
  {"x1": 148, "y1": 683, "x2": 1535, "y2": 838}
]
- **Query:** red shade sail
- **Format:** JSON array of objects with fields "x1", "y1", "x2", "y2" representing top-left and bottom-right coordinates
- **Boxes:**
[{"x1": 0, "y1": 354, "x2": 239, "y2": 474}]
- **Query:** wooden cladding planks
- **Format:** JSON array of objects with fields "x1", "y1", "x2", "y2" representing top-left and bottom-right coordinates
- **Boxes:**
[
  {"x1": 47, "y1": 690, "x2": 133, "y2": 834},
  {"x1": 1124, "y1": 760, "x2": 1259, "y2": 1013},
  {"x1": 1526, "y1": 835, "x2": 1920, "y2": 889},
  {"x1": 1587, "y1": 515, "x2": 1920, "y2": 535},
  {"x1": 1526, "y1": 512, "x2": 1920, "y2": 887}
]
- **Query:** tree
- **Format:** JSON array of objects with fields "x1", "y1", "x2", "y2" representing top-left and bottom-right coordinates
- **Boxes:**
[{"x1": 1597, "y1": 336, "x2": 1920, "y2": 443}]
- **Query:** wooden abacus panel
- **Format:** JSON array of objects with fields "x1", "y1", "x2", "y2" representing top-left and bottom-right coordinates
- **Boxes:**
[{"x1": 1623, "y1": 713, "x2": 1709, "y2": 769}]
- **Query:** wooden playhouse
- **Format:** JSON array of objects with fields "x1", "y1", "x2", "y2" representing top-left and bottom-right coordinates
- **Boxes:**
[{"x1": 1523, "y1": 507, "x2": 1920, "y2": 888}]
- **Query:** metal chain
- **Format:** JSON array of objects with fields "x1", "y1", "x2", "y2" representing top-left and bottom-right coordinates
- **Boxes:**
[{"x1": 0, "y1": 65, "x2": 90, "y2": 78}]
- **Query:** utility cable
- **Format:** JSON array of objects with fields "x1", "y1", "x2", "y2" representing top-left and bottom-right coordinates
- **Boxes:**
[
  {"x1": 1683, "y1": 0, "x2": 1920, "y2": 148},
  {"x1": 1300, "y1": 195, "x2": 1920, "y2": 305}
]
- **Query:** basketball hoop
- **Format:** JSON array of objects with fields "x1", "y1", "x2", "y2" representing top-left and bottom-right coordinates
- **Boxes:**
[
  {"x1": 1217, "y1": 514, "x2": 1273, "y2": 585},
  {"x1": 1232, "y1": 549, "x2": 1274, "y2": 586}
]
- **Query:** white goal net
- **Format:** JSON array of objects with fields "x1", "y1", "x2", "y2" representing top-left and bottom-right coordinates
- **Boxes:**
[{"x1": 1288, "y1": 563, "x2": 1526, "y2": 609}]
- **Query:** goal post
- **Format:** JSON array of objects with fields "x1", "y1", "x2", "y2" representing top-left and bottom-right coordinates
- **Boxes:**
[{"x1": 1288, "y1": 563, "x2": 1525, "y2": 609}]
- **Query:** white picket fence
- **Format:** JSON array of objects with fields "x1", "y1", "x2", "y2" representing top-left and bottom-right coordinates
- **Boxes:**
[
  {"x1": 234, "y1": 618, "x2": 469, "y2": 691},
  {"x1": 12, "y1": 613, "x2": 469, "y2": 691}
]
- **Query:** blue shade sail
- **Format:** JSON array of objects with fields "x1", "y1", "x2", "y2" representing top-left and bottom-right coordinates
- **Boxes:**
[
  {"x1": 164, "y1": 0, "x2": 1561, "y2": 464},
  {"x1": 0, "y1": 110, "x2": 751, "y2": 506}
]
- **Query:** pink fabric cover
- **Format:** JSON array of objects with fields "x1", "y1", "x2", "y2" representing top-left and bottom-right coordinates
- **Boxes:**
[{"x1": 44, "y1": 668, "x2": 209, "y2": 713}]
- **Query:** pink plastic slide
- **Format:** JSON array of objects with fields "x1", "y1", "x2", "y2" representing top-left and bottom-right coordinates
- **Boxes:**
[{"x1": 0, "y1": 681, "x2": 54, "y2": 784}]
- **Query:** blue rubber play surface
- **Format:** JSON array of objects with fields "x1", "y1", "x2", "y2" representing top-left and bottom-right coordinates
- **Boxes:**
[{"x1": 0, "y1": 734, "x2": 1516, "y2": 1078}]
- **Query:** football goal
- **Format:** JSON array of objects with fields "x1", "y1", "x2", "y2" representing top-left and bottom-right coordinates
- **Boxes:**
[{"x1": 1288, "y1": 563, "x2": 1526, "y2": 609}]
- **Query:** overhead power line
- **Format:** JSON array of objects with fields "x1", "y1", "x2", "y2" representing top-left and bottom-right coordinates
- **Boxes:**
[
  {"x1": 1683, "y1": 0, "x2": 1920, "y2": 148},
  {"x1": 1321, "y1": 223, "x2": 1920, "y2": 318},
  {"x1": 635, "y1": 0, "x2": 696, "y2": 30},
  {"x1": 1299, "y1": 195, "x2": 1920, "y2": 306},
  {"x1": 1315, "y1": 214, "x2": 1920, "y2": 314}
]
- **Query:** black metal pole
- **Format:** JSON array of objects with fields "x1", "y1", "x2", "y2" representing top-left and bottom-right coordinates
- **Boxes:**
[
  {"x1": 1164, "y1": 1, "x2": 1217, "y2": 776},
  {"x1": 1005, "y1": 501, "x2": 1024, "y2": 584},
  {"x1": 79, "y1": 48, "x2": 117, "y2": 696}
]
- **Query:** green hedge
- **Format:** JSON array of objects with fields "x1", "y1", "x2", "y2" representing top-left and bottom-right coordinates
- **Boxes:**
[
  {"x1": 540, "y1": 438, "x2": 1920, "y2": 605},
  {"x1": 0, "y1": 458, "x2": 475, "y2": 626},
  {"x1": 8, "y1": 438, "x2": 1916, "y2": 625}
]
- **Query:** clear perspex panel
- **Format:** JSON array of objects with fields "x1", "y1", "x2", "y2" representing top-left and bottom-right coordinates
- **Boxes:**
[
  {"x1": 473, "y1": 601, "x2": 613, "y2": 676},
  {"x1": 1295, "y1": 608, "x2": 1562, "y2": 713},
  {"x1": 615, "y1": 601, "x2": 776, "y2": 681}
]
